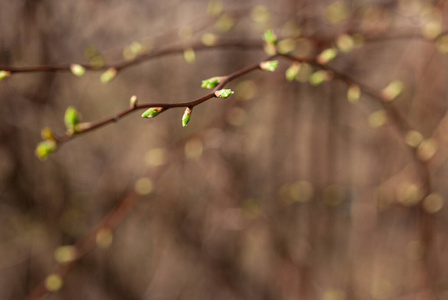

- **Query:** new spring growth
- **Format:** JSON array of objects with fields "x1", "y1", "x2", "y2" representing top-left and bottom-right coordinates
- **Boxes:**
[
  {"x1": 201, "y1": 76, "x2": 225, "y2": 89},
  {"x1": 0, "y1": 70, "x2": 11, "y2": 81},
  {"x1": 100, "y1": 68, "x2": 117, "y2": 83},
  {"x1": 259, "y1": 60, "x2": 279, "y2": 72},
  {"x1": 263, "y1": 29, "x2": 277, "y2": 55},
  {"x1": 129, "y1": 95, "x2": 138, "y2": 108},
  {"x1": 64, "y1": 107, "x2": 79, "y2": 132},
  {"x1": 70, "y1": 64, "x2": 86, "y2": 77},
  {"x1": 182, "y1": 107, "x2": 192, "y2": 127},
  {"x1": 263, "y1": 29, "x2": 277, "y2": 44},
  {"x1": 285, "y1": 63, "x2": 301, "y2": 81},
  {"x1": 35, "y1": 140, "x2": 57, "y2": 161},
  {"x1": 41, "y1": 127, "x2": 54, "y2": 140},
  {"x1": 142, "y1": 107, "x2": 163, "y2": 118},
  {"x1": 214, "y1": 89, "x2": 234, "y2": 98}
]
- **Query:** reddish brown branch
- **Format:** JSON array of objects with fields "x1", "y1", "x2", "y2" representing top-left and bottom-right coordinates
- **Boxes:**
[
  {"x1": 0, "y1": 40, "x2": 263, "y2": 74},
  {"x1": 55, "y1": 54, "x2": 277, "y2": 145}
]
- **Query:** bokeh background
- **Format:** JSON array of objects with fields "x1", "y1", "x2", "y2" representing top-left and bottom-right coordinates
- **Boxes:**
[{"x1": 1, "y1": 0, "x2": 448, "y2": 299}]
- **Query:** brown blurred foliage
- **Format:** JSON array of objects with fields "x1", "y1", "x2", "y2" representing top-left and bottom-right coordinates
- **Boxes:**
[{"x1": 1, "y1": 0, "x2": 448, "y2": 299}]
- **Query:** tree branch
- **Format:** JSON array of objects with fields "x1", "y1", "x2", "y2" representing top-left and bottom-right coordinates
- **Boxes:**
[{"x1": 53, "y1": 54, "x2": 277, "y2": 146}]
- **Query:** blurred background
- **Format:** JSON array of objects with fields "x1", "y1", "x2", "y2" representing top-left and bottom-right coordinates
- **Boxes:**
[{"x1": 1, "y1": 0, "x2": 448, "y2": 299}]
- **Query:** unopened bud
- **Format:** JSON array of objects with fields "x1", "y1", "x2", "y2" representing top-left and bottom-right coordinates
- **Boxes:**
[
  {"x1": 0, "y1": 70, "x2": 11, "y2": 81},
  {"x1": 259, "y1": 60, "x2": 278, "y2": 72},
  {"x1": 214, "y1": 89, "x2": 234, "y2": 98},
  {"x1": 263, "y1": 29, "x2": 277, "y2": 44},
  {"x1": 141, "y1": 107, "x2": 163, "y2": 118},
  {"x1": 35, "y1": 140, "x2": 57, "y2": 161},
  {"x1": 70, "y1": 64, "x2": 86, "y2": 77},
  {"x1": 182, "y1": 107, "x2": 192, "y2": 127},
  {"x1": 201, "y1": 76, "x2": 225, "y2": 89},
  {"x1": 64, "y1": 106, "x2": 79, "y2": 129},
  {"x1": 129, "y1": 95, "x2": 138, "y2": 108},
  {"x1": 41, "y1": 127, "x2": 54, "y2": 140}
]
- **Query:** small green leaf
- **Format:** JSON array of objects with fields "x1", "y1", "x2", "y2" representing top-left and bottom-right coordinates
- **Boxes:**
[
  {"x1": 215, "y1": 89, "x2": 234, "y2": 98},
  {"x1": 263, "y1": 29, "x2": 277, "y2": 44},
  {"x1": 259, "y1": 60, "x2": 279, "y2": 72},
  {"x1": 285, "y1": 63, "x2": 301, "y2": 81},
  {"x1": 182, "y1": 107, "x2": 192, "y2": 127},
  {"x1": 201, "y1": 76, "x2": 224, "y2": 89},
  {"x1": 70, "y1": 64, "x2": 86, "y2": 77},
  {"x1": 0, "y1": 70, "x2": 11, "y2": 81},
  {"x1": 100, "y1": 68, "x2": 117, "y2": 83},
  {"x1": 35, "y1": 140, "x2": 57, "y2": 161},
  {"x1": 64, "y1": 106, "x2": 79, "y2": 129},
  {"x1": 142, "y1": 107, "x2": 163, "y2": 118}
]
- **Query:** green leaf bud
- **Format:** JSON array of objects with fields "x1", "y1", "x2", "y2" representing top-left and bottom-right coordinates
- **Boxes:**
[
  {"x1": 201, "y1": 76, "x2": 224, "y2": 89},
  {"x1": 182, "y1": 107, "x2": 192, "y2": 127},
  {"x1": 35, "y1": 140, "x2": 57, "y2": 161},
  {"x1": 64, "y1": 106, "x2": 79, "y2": 129},
  {"x1": 141, "y1": 107, "x2": 163, "y2": 118},
  {"x1": 41, "y1": 127, "x2": 54, "y2": 140},
  {"x1": 259, "y1": 60, "x2": 279, "y2": 72},
  {"x1": 70, "y1": 64, "x2": 86, "y2": 77},
  {"x1": 0, "y1": 70, "x2": 11, "y2": 81},
  {"x1": 263, "y1": 29, "x2": 277, "y2": 44},
  {"x1": 214, "y1": 89, "x2": 234, "y2": 98}
]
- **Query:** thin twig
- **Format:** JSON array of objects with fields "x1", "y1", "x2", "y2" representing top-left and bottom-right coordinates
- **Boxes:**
[
  {"x1": 0, "y1": 40, "x2": 263, "y2": 74},
  {"x1": 54, "y1": 54, "x2": 277, "y2": 145}
]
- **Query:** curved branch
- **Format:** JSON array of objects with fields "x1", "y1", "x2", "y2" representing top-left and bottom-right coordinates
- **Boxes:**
[
  {"x1": 1, "y1": 39, "x2": 263, "y2": 74},
  {"x1": 55, "y1": 54, "x2": 278, "y2": 145}
]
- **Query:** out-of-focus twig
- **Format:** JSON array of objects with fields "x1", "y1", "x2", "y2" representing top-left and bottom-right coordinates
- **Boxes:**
[{"x1": 280, "y1": 52, "x2": 436, "y2": 299}]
